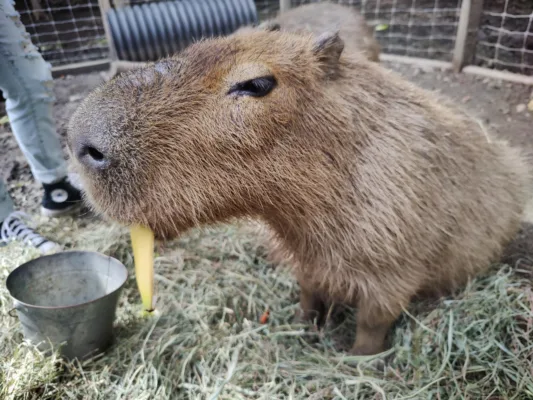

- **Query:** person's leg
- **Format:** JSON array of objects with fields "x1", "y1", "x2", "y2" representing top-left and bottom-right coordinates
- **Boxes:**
[
  {"x1": 0, "y1": 0, "x2": 65, "y2": 183},
  {"x1": 0, "y1": 0, "x2": 81, "y2": 217},
  {"x1": 0, "y1": 180, "x2": 14, "y2": 223}
]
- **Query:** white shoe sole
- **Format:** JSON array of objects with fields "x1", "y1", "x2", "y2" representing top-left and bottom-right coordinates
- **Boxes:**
[
  {"x1": 40, "y1": 202, "x2": 83, "y2": 218},
  {"x1": 38, "y1": 240, "x2": 64, "y2": 254}
]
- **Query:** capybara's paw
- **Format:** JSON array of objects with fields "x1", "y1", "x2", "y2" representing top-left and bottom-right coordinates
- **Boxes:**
[
  {"x1": 350, "y1": 328, "x2": 389, "y2": 356},
  {"x1": 349, "y1": 342, "x2": 386, "y2": 356},
  {"x1": 294, "y1": 307, "x2": 324, "y2": 327},
  {"x1": 297, "y1": 287, "x2": 326, "y2": 327}
]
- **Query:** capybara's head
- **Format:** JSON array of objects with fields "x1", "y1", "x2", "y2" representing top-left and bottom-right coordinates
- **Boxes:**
[{"x1": 68, "y1": 30, "x2": 346, "y2": 239}]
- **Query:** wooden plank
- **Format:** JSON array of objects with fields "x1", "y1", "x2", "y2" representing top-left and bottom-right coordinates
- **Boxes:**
[
  {"x1": 380, "y1": 53, "x2": 453, "y2": 70},
  {"x1": 51, "y1": 59, "x2": 110, "y2": 77},
  {"x1": 462, "y1": 65, "x2": 533, "y2": 85},
  {"x1": 381, "y1": 54, "x2": 532, "y2": 85},
  {"x1": 452, "y1": 0, "x2": 485, "y2": 72}
]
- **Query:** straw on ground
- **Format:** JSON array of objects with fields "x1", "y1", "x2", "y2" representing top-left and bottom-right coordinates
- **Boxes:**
[{"x1": 1, "y1": 217, "x2": 532, "y2": 399}]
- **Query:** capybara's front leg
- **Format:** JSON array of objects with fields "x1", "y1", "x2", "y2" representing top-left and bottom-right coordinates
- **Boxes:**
[
  {"x1": 297, "y1": 285, "x2": 326, "y2": 327},
  {"x1": 350, "y1": 297, "x2": 405, "y2": 356}
]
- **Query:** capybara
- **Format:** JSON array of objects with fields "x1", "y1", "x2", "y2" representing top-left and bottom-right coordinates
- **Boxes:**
[
  {"x1": 67, "y1": 29, "x2": 531, "y2": 355},
  {"x1": 235, "y1": 2, "x2": 380, "y2": 62}
]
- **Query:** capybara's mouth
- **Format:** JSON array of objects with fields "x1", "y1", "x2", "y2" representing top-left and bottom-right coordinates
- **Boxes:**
[{"x1": 80, "y1": 179, "x2": 182, "y2": 242}]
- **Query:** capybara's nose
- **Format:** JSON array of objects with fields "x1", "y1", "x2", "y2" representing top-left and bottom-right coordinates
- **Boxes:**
[{"x1": 75, "y1": 141, "x2": 110, "y2": 171}]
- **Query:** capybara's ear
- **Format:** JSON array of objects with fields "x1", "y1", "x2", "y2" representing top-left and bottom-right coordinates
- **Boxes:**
[
  {"x1": 312, "y1": 31, "x2": 344, "y2": 75},
  {"x1": 257, "y1": 20, "x2": 281, "y2": 32}
]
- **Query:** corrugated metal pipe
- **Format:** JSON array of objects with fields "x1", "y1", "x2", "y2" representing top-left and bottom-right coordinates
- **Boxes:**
[{"x1": 107, "y1": 0, "x2": 258, "y2": 61}]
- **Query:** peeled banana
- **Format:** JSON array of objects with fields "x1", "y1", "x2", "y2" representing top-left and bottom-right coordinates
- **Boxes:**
[{"x1": 130, "y1": 224, "x2": 155, "y2": 313}]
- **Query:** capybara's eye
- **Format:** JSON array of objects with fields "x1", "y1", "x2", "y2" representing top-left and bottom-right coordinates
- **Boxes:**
[{"x1": 227, "y1": 76, "x2": 277, "y2": 98}]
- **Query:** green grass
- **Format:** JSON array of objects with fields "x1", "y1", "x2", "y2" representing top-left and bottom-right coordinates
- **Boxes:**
[{"x1": 1, "y1": 217, "x2": 532, "y2": 399}]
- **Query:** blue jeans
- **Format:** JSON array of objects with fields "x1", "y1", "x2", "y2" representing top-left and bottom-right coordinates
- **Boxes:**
[{"x1": 0, "y1": 0, "x2": 68, "y2": 221}]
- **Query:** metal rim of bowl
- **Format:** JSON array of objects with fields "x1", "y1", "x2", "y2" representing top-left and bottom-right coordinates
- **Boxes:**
[{"x1": 6, "y1": 250, "x2": 129, "y2": 311}]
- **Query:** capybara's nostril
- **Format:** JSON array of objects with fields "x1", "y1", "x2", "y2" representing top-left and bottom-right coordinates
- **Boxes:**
[
  {"x1": 76, "y1": 142, "x2": 110, "y2": 171},
  {"x1": 87, "y1": 146, "x2": 104, "y2": 161}
]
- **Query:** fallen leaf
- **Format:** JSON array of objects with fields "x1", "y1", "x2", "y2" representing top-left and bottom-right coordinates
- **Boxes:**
[{"x1": 259, "y1": 309, "x2": 270, "y2": 324}]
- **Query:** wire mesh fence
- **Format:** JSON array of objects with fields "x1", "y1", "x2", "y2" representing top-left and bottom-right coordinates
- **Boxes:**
[
  {"x1": 8, "y1": 0, "x2": 533, "y2": 75},
  {"x1": 13, "y1": 0, "x2": 108, "y2": 67},
  {"x1": 287, "y1": 0, "x2": 462, "y2": 62},
  {"x1": 475, "y1": 0, "x2": 533, "y2": 75},
  {"x1": 365, "y1": 0, "x2": 460, "y2": 62}
]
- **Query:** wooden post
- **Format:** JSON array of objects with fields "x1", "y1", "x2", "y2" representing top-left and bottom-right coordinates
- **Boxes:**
[
  {"x1": 98, "y1": 0, "x2": 117, "y2": 62},
  {"x1": 452, "y1": 0, "x2": 485, "y2": 72},
  {"x1": 280, "y1": 0, "x2": 291, "y2": 14}
]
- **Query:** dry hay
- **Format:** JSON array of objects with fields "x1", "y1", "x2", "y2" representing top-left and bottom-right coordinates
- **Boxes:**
[{"x1": 1, "y1": 217, "x2": 533, "y2": 399}]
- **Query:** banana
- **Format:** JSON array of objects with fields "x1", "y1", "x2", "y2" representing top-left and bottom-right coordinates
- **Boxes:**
[{"x1": 130, "y1": 224, "x2": 155, "y2": 313}]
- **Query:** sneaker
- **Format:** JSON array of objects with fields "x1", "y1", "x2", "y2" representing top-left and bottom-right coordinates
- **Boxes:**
[
  {"x1": 0, "y1": 211, "x2": 63, "y2": 254},
  {"x1": 67, "y1": 172, "x2": 83, "y2": 191},
  {"x1": 41, "y1": 177, "x2": 82, "y2": 218}
]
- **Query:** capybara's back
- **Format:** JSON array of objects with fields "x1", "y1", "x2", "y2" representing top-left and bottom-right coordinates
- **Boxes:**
[
  {"x1": 405, "y1": 115, "x2": 529, "y2": 297},
  {"x1": 67, "y1": 29, "x2": 531, "y2": 356},
  {"x1": 337, "y1": 93, "x2": 530, "y2": 298},
  {"x1": 276, "y1": 2, "x2": 379, "y2": 61},
  {"x1": 240, "y1": 2, "x2": 380, "y2": 61}
]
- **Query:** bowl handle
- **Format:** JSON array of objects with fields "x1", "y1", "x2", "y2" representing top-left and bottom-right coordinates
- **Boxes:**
[{"x1": 7, "y1": 301, "x2": 24, "y2": 317}]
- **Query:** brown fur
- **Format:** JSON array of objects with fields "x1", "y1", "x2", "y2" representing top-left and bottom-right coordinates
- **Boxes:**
[
  {"x1": 67, "y1": 30, "x2": 531, "y2": 355},
  {"x1": 235, "y1": 2, "x2": 380, "y2": 62}
]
